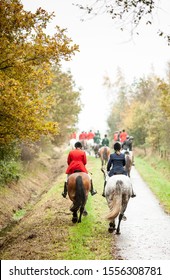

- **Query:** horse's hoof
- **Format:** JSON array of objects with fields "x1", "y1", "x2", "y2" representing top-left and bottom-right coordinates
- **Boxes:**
[
  {"x1": 108, "y1": 227, "x2": 114, "y2": 233},
  {"x1": 122, "y1": 215, "x2": 127, "y2": 221},
  {"x1": 109, "y1": 222, "x2": 115, "y2": 229},
  {"x1": 72, "y1": 217, "x2": 78, "y2": 223},
  {"x1": 83, "y1": 210, "x2": 88, "y2": 216},
  {"x1": 91, "y1": 190, "x2": 97, "y2": 196},
  {"x1": 116, "y1": 231, "x2": 121, "y2": 235}
]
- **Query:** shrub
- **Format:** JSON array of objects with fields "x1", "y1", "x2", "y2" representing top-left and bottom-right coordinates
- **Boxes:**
[{"x1": 0, "y1": 160, "x2": 21, "y2": 187}]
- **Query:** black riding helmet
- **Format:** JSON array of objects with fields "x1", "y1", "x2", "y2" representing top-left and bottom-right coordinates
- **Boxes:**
[
  {"x1": 114, "y1": 142, "x2": 121, "y2": 151},
  {"x1": 75, "y1": 141, "x2": 82, "y2": 148}
]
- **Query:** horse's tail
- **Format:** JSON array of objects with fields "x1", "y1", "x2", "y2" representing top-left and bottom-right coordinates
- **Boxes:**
[
  {"x1": 103, "y1": 147, "x2": 108, "y2": 160},
  {"x1": 106, "y1": 180, "x2": 122, "y2": 220},
  {"x1": 70, "y1": 176, "x2": 86, "y2": 212}
]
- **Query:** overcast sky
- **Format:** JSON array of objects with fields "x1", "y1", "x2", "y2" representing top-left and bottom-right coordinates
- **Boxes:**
[{"x1": 21, "y1": 0, "x2": 170, "y2": 135}]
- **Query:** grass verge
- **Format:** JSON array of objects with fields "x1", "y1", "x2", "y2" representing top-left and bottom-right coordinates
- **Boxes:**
[
  {"x1": 135, "y1": 156, "x2": 170, "y2": 214},
  {"x1": 61, "y1": 155, "x2": 114, "y2": 260}
]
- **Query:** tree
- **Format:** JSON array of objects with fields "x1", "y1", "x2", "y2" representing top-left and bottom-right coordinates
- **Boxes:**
[
  {"x1": 0, "y1": 0, "x2": 79, "y2": 145},
  {"x1": 105, "y1": 68, "x2": 129, "y2": 136},
  {"x1": 76, "y1": 0, "x2": 170, "y2": 44},
  {"x1": 158, "y1": 81, "x2": 170, "y2": 118},
  {"x1": 48, "y1": 67, "x2": 82, "y2": 145}
]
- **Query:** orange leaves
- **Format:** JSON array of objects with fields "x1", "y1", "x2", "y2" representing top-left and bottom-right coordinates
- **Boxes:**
[{"x1": 0, "y1": 0, "x2": 79, "y2": 145}]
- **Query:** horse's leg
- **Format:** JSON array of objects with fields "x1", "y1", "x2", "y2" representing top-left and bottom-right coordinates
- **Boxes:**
[
  {"x1": 108, "y1": 220, "x2": 116, "y2": 233},
  {"x1": 72, "y1": 211, "x2": 78, "y2": 223},
  {"x1": 78, "y1": 205, "x2": 84, "y2": 223},
  {"x1": 116, "y1": 213, "x2": 123, "y2": 234}
]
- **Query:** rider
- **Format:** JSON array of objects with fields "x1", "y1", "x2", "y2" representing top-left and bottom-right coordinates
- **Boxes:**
[
  {"x1": 94, "y1": 130, "x2": 101, "y2": 144},
  {"x1": 102, "y1": 142, "x2": 136, "y2": 197},
  {"x1": 120, "y1": 129, "x2": 128, "y2": 144},
  {"x1": 62, "y1": 141, "x2": 97, "y2": 198},
  {"x1": 122, "y1": 135, "x2": 131, "y2": 151},
  {"x1": 101, "y1": 134, "x2": 109, "y2": 147},
  {"x1": 122, "y1": 136, "x2": 135, "y2": 165}
]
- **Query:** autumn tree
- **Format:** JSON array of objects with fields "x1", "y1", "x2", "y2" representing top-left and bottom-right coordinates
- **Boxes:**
[
  {"x1": 105, "y1": 68, "x2": 129, "y2": 137},
  {"x1": 0, "y1": 0, "x2": 79, "y2": 145},
  {"x1": 76, "y1": 0, "x2": 170, "y2": 43},
  {"x1": 47, "y1": 66, "x2": 82, "y2": 145}
]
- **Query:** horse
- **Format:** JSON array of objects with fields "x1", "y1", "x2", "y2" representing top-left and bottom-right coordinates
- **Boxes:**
[
  {"x1": 69, "y1": 138, "x2": 77, "y2": 150},
  {"x1": 98, "y1": 146, "x2": 110, "y2": 167},
  {"x1": 80, "y1": 139, "x2": 87, "y2": 150},
  {"x1": 67, "y1": 172, "x2": 91, "y2": 223},
  {"x1": 93, "y1": 143, "x2": 101, "y2": 158},
  {"x1": 86, "y1": 139, "x2": 94, "y2": 155},
  {"x1": 101, "y1": 169, "x2": 133, "y2": 234},
  {"x1": 123, "y1": 150, "x2": 132, "y2": 177}
]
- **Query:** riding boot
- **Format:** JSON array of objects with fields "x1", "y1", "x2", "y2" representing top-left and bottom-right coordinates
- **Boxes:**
[
  {"x1": 102, "y1": 180, "x2": 106, "y2": 197},
  {"x1": 90, "y1": 179, "x2": 97, "y2": 196},
  {"x1": 62, "y1": 182, "x2": 67, "y2": 198}
]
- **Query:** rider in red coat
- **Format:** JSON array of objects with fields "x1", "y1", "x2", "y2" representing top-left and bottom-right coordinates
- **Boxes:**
[
  {"x1": 66, "y1": 147, "x2": 88, "y2": 174},
  {"x1": 62, "y1": 141, "x2": 97, "y2": 197},
  {"x1": 120, "y1": 129, "x2": 128, "y2": 143}
]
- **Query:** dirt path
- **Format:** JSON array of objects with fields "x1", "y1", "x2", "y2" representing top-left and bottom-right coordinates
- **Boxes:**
[{"x1": 114, "y1": 166, "x2": 170, "y2": 260}]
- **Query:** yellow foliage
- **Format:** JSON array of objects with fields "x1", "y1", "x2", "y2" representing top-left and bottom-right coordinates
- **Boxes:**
[{"x1": 0, "y1": 0, "x2": 79, "y2": 145}]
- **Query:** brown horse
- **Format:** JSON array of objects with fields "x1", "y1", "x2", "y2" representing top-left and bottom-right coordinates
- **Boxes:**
[
  {"x1": 98, "y1": 146, "x2": 110, "y2": 167},
  {"x1": 67, "y1": 172, "x2": 91, "y2": 223}
]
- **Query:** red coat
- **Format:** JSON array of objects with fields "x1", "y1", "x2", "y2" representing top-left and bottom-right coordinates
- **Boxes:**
[
  {"x1": 70, "y1": 132, "x2": 76, "y2": 139},
  {"x1": 87, "y1": 131, "x2": 95, "y2": 140},
  {"x1": 79, "y1": 132, "x2": 86, "y2": 140},
  {"x1": 120, "y1": 131, "x2": 128, "y2": 143},
  {"x1": 66, "y1": 149, "x2": 88, "y2": 174},
  {"x1": 113, "y1": 132, "x2": 118, "y2": 141}
]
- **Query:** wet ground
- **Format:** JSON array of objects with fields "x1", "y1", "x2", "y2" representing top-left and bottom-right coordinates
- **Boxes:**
[{"x1": 114, "y1": 167, "x2": 170, "y2": 260}]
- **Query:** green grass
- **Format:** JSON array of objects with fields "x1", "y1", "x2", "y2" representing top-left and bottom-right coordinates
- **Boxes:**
[
  {"x1": 135, "y1": 156, "x2": 170, "y2": 213},
  {"x1": 61, "y1": 155, "x2": 114, "y2": 260},
  {"x1": 13, "y1": 209, "x2": 26, "y2": 220}
]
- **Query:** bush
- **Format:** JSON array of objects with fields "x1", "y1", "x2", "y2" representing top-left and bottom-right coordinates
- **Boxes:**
[{"x1": 0, "y1": 160, "x2": 21, "y2": 186}]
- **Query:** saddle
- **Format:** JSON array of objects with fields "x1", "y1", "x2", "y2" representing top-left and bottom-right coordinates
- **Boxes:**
[{"x1": 74, "y1": 169, "x2": 82, "y2": 173}]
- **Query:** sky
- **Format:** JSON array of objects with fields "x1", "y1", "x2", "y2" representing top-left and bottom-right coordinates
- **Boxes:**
[{"x1": 21, "y1": 0, "x2": 170, "y2": 135}]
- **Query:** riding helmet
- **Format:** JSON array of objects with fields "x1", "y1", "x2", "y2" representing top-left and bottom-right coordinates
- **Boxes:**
[
  {"x1": 75, "y1": 141, "x2": 82, "y2": 148},
  {"x1": 114, "y1": 142, "x2": 121, "y2": 151}
]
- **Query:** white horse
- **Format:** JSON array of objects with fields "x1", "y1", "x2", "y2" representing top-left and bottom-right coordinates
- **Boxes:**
[
  {"x1": 86, "y1": 139, "x2": 94, "y2": 155},
  {"x1": 104, "y1": 174, "x2": 133, "y2": 234},
  {"x1": 69, "y1": 138, "x2": 77, "y2": 150}
]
